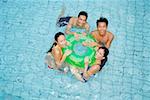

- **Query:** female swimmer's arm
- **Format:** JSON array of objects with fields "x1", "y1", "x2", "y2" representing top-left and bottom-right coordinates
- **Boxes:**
[
  {"x1": 83, "y1": 57, "x2": 100, "y2": 79},
  {"x1": 66, "y1": 41, "x2": 70, "y2": 46},
  {"x1": 83, "y1": 57, "x2": 89, "y2": 75},
  {"x1": 53, "y1": 48, "x2": 72, "y2": 68}
]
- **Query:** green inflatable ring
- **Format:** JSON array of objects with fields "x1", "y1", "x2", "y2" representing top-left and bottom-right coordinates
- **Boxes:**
[{"x1": 62, "y1": 32, "x2": 96, "y2": 69}]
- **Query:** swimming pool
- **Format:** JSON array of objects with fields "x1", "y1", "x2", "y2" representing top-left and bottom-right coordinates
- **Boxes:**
[{"x1": 0, "y1": 0, "x2": 150, "y2": 100}]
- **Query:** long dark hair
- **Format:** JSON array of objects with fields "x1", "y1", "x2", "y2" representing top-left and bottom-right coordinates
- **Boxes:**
[
  {"x1": 47, "y1": 32, "x2": 65, "y2": 53},
  {"x1": 98, "y1": 47, "x2": 109, "y2": 69}
]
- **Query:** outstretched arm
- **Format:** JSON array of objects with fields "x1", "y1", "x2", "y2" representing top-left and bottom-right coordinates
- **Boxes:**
[
  {"x1": 65, "y1": 18, "x2": 77, "y2": 35},
  {"x1": 83, "y1": 57, "x2": 101, "y2": 80},
  {"x1": 83, "y1": 57, "x2": 90, "y2": 80},
  {"x1": 65, "y1": 18, "x2": 79, "y2": 40},
  {"x1": 105, "y1": 33, "x2": 114, "y2": 48},
  {"x1": 52, "y1": 48, "x2": 72, "y2": 68},
  {"x1": 82, "y1": 41, "x2": 100, "y2": 47}
]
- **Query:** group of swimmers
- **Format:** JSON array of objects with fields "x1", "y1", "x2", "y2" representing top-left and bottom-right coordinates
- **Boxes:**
[{"x1": 45, "y1": 11, "x2": 114, "y2": 82}]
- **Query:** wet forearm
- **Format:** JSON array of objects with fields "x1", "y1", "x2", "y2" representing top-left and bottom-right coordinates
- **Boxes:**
[
  {"x1": 56, "y1": 54, "x2": 67, "y2": 66},
  {"x1": 60, "y1": 54, "x2": 67, "y2": 64},
  {"x1": 66, "y1": 30, "x2": 76, "y2": 35},
  {"x1": 84, "y1": 64, "x2": 88, "y2": 74}
]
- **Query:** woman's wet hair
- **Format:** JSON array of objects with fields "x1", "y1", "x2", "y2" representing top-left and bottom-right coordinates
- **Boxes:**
[
  {"x1": 47, "y1": 32, "x2": 65, "y2": 53},
  {"x1": 98, "y1": 47, "x2": 109, "y2": 57},
  {"x1": 98, "y1": 47, "x2": 109, "y2": 69},
  {"x1": 78, "y1": 11, "x2": 88, "y2": 20},
  {"x1": 96, "y1": 17, "x2": 108, "y2": 27}
]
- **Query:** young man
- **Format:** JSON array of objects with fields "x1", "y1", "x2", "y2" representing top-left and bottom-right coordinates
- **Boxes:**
[
  {"x1": 91, "y1": 17, "x2": 114, "y2": 48},
  {"x1": 57, "y1": 11, "x2": 90, "y2": 39},
  {"x1": 83, "y1": 17, "x2": 114, "y2": 48}
]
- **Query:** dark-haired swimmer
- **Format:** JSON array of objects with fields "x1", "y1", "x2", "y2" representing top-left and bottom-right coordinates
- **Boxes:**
[
  {"x1": 45, "y1": 32, "x2": 72, "y2": 72},
  {"x1": 83, "y1": 17, "x2": 114, "y2": 48},
  {"x1": 57, "y1": 11, "x2": 90, "y2": 40},
  {"x1": 71, "y1": 47, "x2": 109, "y2": 83},
  {"x1": 82, "y1": 47, "x2": 109, "y2": 82}
]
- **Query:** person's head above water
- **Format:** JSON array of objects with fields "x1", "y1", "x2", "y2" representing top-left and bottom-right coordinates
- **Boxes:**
[
  {"x1": 77, "y1": 11, "x2": 88, "y2": 27},
  {"x1": 78, "y1": 11, "x2": 88, "y2": 19},
  {"x1": 47, "y1": 32, "x2": 66, "y2": 53},
  {"x1": 95, "y1": 46, "x2": 109, "y2": 60},
  {"x1": 96, "y1": 17, "x2": 108, "y2": 36},
  {"x1": 54, "y1": 32, "x2": 67, "y2": 47},
  {"x1": 96, "y1": 17, "x2": 108, "y2": 27}
]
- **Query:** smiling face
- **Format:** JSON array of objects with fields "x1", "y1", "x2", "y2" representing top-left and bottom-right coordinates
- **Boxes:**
[
  {"x1": 97, "y1": 22, "x2": 107, "y2": 36},
  {"x1": 77, "y1": 15, "x2": 87, "y2": 27},
  {"x1": 95, "y1": 48, "x2": 105, "y2": 60},
  {"x1": 56, "y1": 35, "x2": 67, "y2": 48}
]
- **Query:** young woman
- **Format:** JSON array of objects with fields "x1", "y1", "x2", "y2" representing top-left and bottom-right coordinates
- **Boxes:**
[
  {"x1": 45, "y1": 32, "x2": 72, "y2": 71},
  {"x1": 70, "y1": 46, "x2": 109, "y2": 82},
  {"x1": 82, "y1": 47, "x2": 109, "y2": 82}
]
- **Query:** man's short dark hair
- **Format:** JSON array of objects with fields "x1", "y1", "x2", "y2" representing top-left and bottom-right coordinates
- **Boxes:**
[
  {"x1": 96, "y1": 17, "x2": 108, "y2": 27},
  {"x1": 78, "y1": 11, "x2": 88, "y2": 20}
]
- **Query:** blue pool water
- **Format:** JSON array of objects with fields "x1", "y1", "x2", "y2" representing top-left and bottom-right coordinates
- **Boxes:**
[
  {"x1": 0, "y1": 0, "x2": 150, "y2": 100},
  {"x1": 73, "y1": 43, "x2": 88, "y2": 56}
]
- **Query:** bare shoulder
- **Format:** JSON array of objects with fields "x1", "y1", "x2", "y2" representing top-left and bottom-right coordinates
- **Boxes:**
[
  {"x1": 69, "y1": 17, "x2": 77, "y2": 26},
  {"x1": 52, "y1": 46, "x2": 60, "y2": 55},
  {"x1": 107, "y1": 31, "x2": 114, "y2": 39},
  {"x1": 84, "y1": 22, "x2": 90, "y2": 28},
  {"x1": 68, "y1": 17, "x2": 74, "y2": 23},
  {"x1": 70, "y1": 17, "x2": 77, "y2": 22},
  {"x1": 91, "y1": 30, "x2": 98, "y2": 38}
]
